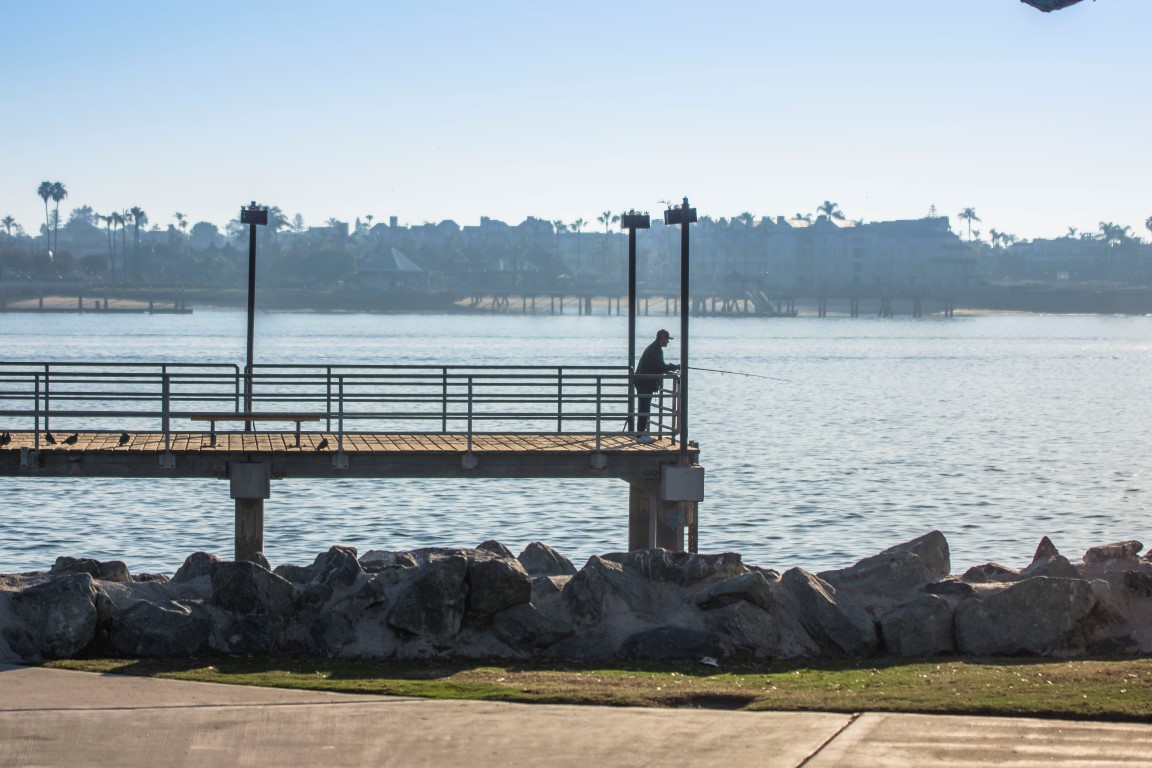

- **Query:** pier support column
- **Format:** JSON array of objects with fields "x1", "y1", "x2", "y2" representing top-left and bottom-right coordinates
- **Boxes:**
[
  {"x1": 628, "y1": 482, "x2": 685, "y2": 551},
  {"x1": 230, "y1": 462, "x2": 270, "y2": 560}
]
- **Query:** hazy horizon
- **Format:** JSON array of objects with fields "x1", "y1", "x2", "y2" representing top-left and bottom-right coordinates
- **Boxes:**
[{"x1": 4, "y1": 1, "x2": 1149, "y2": 243}]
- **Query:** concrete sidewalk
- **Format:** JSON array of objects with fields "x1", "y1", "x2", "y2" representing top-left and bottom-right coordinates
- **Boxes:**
[{"x1": 1, "y1": 664, "x2": 1149, "y2": 767}]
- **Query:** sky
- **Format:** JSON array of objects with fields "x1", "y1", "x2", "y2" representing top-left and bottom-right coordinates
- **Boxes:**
[{"x1": 3, "y1": 0, "x2": 1149, "y2": 242}]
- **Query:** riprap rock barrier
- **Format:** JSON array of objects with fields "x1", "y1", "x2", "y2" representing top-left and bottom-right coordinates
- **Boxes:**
[{"x1": 2, "y1": 532, "x2": 1150, "y2": 664}]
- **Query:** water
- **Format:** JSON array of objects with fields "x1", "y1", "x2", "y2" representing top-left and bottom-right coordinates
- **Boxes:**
[{"x1": 1, "y1": 310, "x2": 1148, "y2": 576}]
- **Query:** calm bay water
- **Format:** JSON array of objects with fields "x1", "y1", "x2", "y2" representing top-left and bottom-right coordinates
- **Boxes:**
[{"x1": 1, "y1": 309, "x2": 1149, "y2": 575}]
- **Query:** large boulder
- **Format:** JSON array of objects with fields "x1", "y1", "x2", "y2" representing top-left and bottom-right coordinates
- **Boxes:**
[
  {"x1": 819, "y1": 531, "x2": 951, "y2": 616},
  {"x1": 1084, "y1": 541, "x2": 1143, "y2": 564},
  {"x1": 620, "y1": 626, "x2": 725, "y2": 660},
  {"x1": 172, "y1": 552, "x2": 222, "y2": 583},
  {"x1": 955, "y1": 576, "x2": 1095, "y2": 655},
  {"x1": 877, "y1": 595, "x2": 956, "y2": 657},
  {"x1": 50, "y1": 556, "x2": 131, "y2": 583},
  {"x1": 703, "y1": 601, "x2": 820, "y2": 659},
  {"x1": 387, "y1": 552, "x2": 468, "y2": 642},
  {"x1": 775, "y1": 568, "x2": 878, "y2": 657},
  {"x1": 492, "y1": 603, "x2": 574, "y2": 649},
  {"x1": 4, "y1": 573, "x2": 98, "y2": 661},
  {"x1": 600, "y1": 549, "x2": 746, "y2": 585},
  {"x1": 695, "y1": 571, "x2": 777, "y2": 613},
  {"x1": 518, "y1": 542, "x2": 577, "y2": 577},
  {"x1": 308, "y1": 546, "x2": 364, "y2": 589},
  {"x1": 110, "y1": 600, "x2": 211, "y2": 657},
  {"x1": 465, "y1": 551, "x2": 531, "y2": 622},
  {"x1": 210, "y1": 561, "x2": 295, "y2": 616},
  {"x1": 563, "y1": 555, "x2": 654, "y2": 625}
]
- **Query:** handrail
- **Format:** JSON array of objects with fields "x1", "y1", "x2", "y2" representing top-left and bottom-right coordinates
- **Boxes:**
[{"x1": 0, "y1": 361, "x2": 682, "y2": 443}]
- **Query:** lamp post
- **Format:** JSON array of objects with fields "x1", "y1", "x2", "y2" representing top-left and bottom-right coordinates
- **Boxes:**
[
  {"x1": 663, "y1": 197, "x2": 697, "y2": 463},
  {"x1": 240, "y1": 202, "x2": 268, "y2": 426},
  {"x1": 619, "y1": 210, "x2": 650, "y2": 431}
]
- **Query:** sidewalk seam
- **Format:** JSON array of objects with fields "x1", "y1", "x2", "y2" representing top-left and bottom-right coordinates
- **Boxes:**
[{"x1": 796, "y1": 712, "x2": 860, "y2": 768}]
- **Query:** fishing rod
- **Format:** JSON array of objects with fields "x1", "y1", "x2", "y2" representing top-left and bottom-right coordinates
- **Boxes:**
[{"x1": 687, "y1": 366, "x2": 791, "y2": 382}]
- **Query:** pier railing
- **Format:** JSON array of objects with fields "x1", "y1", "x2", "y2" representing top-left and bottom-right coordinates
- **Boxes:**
[{"x1": 0, "y1": 362, "x2": 681, "y2": 448}]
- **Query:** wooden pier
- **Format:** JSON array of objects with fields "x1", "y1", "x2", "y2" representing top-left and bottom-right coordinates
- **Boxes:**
[{"x1": 0, "y1": 362, "x2": 703, "y2": 559}]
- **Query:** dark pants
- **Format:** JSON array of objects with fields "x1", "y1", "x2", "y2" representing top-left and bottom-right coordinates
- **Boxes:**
[{"x1": 636, "y1": 389, "x2": 655, "y2": 433}]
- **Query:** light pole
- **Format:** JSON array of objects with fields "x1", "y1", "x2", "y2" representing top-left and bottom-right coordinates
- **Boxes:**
[
  {"x1": 663, "y1": 197, "x2": 696, "y2": 464},
  {"x1": 240, "y1": 202, "x2": 268, "y2": 426},
  {"x1": 619, "y1": 210, "x2": 650, "y2": 431}
]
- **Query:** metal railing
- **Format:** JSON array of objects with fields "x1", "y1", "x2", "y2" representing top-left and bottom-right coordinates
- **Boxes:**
[{"x1": 0, "y1": 362, "x2": 681, "y2": 449}]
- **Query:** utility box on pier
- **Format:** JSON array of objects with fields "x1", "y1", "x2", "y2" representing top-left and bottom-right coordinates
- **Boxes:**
[
  {"x1": 660, "y1": 464, "x2": 705, "y2": 502},
  {"x1": 229, "y1": 462, "x2": 270, "y2": 499}
]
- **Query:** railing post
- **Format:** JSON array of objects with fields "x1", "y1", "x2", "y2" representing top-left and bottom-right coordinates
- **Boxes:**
[
  {"x1": 337, "y1": 376, "x2": 345, "y2": 453},
  {"x1": 33, "y1": 374, "x2": 40, "y2": 451},
  {"x1": 325, "y1": 366, "x2": 333, "y2": 432},
  {"x1": 42, "y1": 364, "x2": 50, "y2": 433},
  {"x1": 162, "y1": 370, "x2": 171, "y2": 451},
  {"x1": 467, "y1": 376, "x2": 474, "y2": 454},
  {"x1": 441, "y1": 367, "x2": 448, "y2": 432},
  {"x1": 594, "y1": 376, "x2": 602, "y2": 452},
  {"x1": 556, "y1": 367, "x2": 563, "y2": 433}
]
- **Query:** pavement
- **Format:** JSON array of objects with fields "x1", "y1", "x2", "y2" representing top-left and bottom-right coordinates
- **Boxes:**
[{"x1": 1, "y1": 664, "x2": 1151, "y2": 767}]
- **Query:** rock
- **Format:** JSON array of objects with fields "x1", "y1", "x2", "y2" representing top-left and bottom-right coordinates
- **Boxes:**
[
  {"x1": 359, "y1": 550, "x2": 418, "y2": 571},
  {"x1": 878, "y1": 595, "x2": 955, "y2": 657},
  {"x1": 563, "y1": 555, "x2": 654, "y2": 625},
  {"x1": 923, "y1": 578, "x2": 977, "y2": 599},
  {"x1": 1022, "y1": 554, "x2": 1081, "y2": 580},
  {"x1": 1124, "y1": 571, "x2": 1152, "y2": 597},
  {"x1": 1084, "y1": 541, "x2": 1143, "y2": 564},
  {"x1": 530, "y1": 575, "x2": 567, "y2": 600},
  {"x1": 518, "y1": 542, "x2": 577, "y2": 577},
  {"x1": 465, "y1": 551, "x2": 531, "y2": 622},
  {"x1": 620, "y1": 626, "x2": 725, "y2": 660},
  {"x1": 955, "y1": 576, "x2": 1096, "y2": 655},
  {"x1": 703, "y1": 601, "x2": 819, "y2": 659},
  {"x1": 493, "y1": 603, "x2": 573, "y2": 649},
  {"x1": 49, "y1": 556, "x2": 100, "y2": 577},
  {"x1": 133, "y1": 573, "x2": 170, "y2": 584},
  {"x1": 476, "y1": 540, "x2": 515, "y2": 559},
  {"x1": 600, "y1": 549, "x2": 745, "y2": 585},
  {"x1": 775, "y1": 568, "x2": 878, "y2": 657},
  {"x1": 244, "y1": 552, "x2": 271, "y2": 571},
  {"x1": 273, "y1": 563, "x2": 315, "y2": 585},
  {"x1": 212, "y1": 614, "x2": 282, "y2": 656},
  {"x1": 309, "y1": 546, "x2": 364, "y2": 588},
  {"x1": 961, "y1": 563, "x2": 1020, "y2": 584},
  {"x1": 819, "y1": 551, "x2": 941, "y2": 617},
  {"x1": 110, "y1": 600, "x2": 210, "y2": 656},
  {"x1": 210, "y1": 561, "x2": 295, "y2": 616},
  {"x1": 880, "y1": 531, "x2": 952, "y2": 579},
  {"x1": 387, "y1": 552, "x2": 468, "y2": 642},
  {"x1": 1033, "y1": 536, "x2": 1061, "y2": 561},
  {"x1": 695, "y1": 571, "x2": 777, "y2": 613},
  {"x1": 545, "y1": 627, "x2": 618, "y2": 661},
  {"x1": 4, "y1": 573, "x2": 98, "y2": 661},
  {"x1": 172, "y1": 552, "x2": 222, "y2": 583}
]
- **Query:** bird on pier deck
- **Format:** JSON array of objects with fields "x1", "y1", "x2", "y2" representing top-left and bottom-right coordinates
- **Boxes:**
[
  {"x1": 0, "y1": 432, "x2": 9, "y2": 446},
  {"x1": 63, "y1": 433, "x2": 79, "y2": 445},
  {"x1": 316, "y1": 437, "x2": 329, "y2": 450},
  {"x1": 118, "y1": 432, "x2": 130, "y2": 446},
  {"x1": 44, "y1": 432, "x2": 56, "y2": 444}
]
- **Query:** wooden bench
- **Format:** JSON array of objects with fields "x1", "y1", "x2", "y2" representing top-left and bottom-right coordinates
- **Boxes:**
[{"x1": 190, "y1": 413, "x2": 324, "y2": 446}]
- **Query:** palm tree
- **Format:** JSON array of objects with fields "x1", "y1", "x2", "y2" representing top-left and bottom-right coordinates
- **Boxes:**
[
  {"x1": 1145, "y1": 216, "x2": 1152, "y2": 240},
  {"x1": 173, "y1": 212, "x2": 188, "y2": 235},
  {"x1": 597, "y1": 210, "x2": 618, "y2": 234},
  {"x1": 791, "y1": 213, "x2": 812, "y2": 223},
  {"x1": 1066, "y1": 226, "x2": 1078, "y2": 239},
  {"x1": 129, "y1": 206, "x2": 148, "y2": 280},
  {"x1": 50, "y1": 182, "x2": 67, "y2": 257},
  {"x1": 988, "y1": 228, "x2": 1002, "y2": 249},
  {"x1": 1098, "y1": 221, "x2": 1132, "y2": 247},
  {"x1": 957, "y1": 208, "x2": 981, "y2": 241},
  {"x1": 571, "y1": 218, "x2": 586, "y2": 273},
  {"x1": 36, "y1": 181, "x2": 53, "y2": 253},
  {"x1": 1, "y1": 215, "x2": 15, "y2": 237},
  {"x1": 552, "y1": 220, "x2": 567, "y2": 267},
  {"x1": 816, "y1": 200, "x2": 845, "y2": 220}
]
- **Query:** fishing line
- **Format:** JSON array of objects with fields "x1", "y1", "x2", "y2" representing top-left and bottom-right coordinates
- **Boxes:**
[{"x1": 687, "y1": 366, "x2": 791, "y2": 382}]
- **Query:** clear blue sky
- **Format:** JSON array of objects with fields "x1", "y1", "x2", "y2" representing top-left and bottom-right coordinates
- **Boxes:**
[{"x1": 3, "y1": 0, "x2": 1148, "y2": 241}]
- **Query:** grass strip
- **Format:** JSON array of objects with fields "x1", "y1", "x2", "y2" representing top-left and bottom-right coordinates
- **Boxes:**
[{"x1": 47, "y1": 655, "x2": 1152, "y2": 722}]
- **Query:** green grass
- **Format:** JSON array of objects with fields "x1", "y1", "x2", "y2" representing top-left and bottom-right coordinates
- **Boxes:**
[{"x1": 46, "y1": 655, "x2": 1152, "y2": 722}]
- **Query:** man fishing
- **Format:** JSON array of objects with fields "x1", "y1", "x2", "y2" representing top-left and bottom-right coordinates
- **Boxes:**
[{"x1": 634, "y1": 329, "x2": 679, "y2": 443}]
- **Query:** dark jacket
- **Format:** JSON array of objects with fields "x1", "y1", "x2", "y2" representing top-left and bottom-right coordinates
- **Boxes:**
[{"x1": 635, "y1": 340, "x2": 677, "y2": 393}]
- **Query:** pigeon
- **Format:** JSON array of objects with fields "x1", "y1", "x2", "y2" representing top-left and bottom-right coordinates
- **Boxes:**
[
  {"x1": 316, "y1": 437, "x2": 329, "y2": 450},
  {"x1": 0, "y1": 432, "x2": 10, "y2": 446},
  {"x1": 63, "y1": 433, "x2": 79, "y2": 445},
  {"x1": 118, "y1": 432, "x2": 130, "y2": 446},
  {"x1": 44, "y1": 432, "x2": 56, "y2": 444}
]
